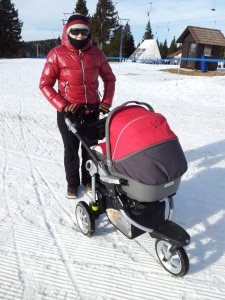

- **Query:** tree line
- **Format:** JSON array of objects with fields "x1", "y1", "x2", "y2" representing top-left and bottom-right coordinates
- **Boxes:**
[{"x1": 0, "y1": 0, "x2": 180, "y2": 59}]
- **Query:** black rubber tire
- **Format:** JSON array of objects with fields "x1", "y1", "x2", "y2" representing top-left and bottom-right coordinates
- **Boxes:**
[
  {"x1": 155, "y1": 239, "x2": 189, "y2": 276},
  {"x1": 75, "y1": 201, "x2": 95, "y2": 237}
]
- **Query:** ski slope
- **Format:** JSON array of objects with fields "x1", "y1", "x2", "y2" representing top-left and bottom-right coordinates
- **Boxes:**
[{"x1": 0, "y1": 59, "x2": 225, "y2": 299}]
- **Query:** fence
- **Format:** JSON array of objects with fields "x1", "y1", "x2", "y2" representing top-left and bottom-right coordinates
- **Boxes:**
[{"x1": 106, "y1": 56, "x2": 225, "y2": 71}]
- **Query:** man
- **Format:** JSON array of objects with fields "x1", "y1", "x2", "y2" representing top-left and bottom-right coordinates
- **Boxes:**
[{"x1": 39, "y1": 13, "x2": 116, "y2": 199}]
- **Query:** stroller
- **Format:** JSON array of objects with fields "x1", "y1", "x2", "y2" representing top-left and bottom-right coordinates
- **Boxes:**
[{"x1": 65, "y1": 101, "x2": 190, "y2": 277}]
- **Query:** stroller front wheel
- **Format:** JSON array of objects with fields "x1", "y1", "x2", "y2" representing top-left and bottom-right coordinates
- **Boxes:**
[
  {"x1": 155, "y1": 239, "x2": 189, "y2": 277},
  {"x1": 75, "y1": 201, "x2": 95, "y2": 237}
]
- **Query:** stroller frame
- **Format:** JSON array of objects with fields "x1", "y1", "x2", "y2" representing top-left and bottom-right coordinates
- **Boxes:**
[{"x1": 65, "y1": 101, "x2": 190, "y2": 277}]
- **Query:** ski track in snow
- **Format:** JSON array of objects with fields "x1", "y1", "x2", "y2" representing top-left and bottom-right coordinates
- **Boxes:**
[{"x1": 0, "y1": 59, "x2": 225, "y2": 299}]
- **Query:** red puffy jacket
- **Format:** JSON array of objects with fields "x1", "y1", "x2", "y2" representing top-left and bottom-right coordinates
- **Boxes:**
[{"x1": 39, "y1": 22, "x2": 116, "y2": 112}]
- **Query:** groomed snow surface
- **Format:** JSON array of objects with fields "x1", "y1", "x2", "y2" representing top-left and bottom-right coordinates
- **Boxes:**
[{"x1": 0, "y1": 59, "x2": 225, "y2": 300}]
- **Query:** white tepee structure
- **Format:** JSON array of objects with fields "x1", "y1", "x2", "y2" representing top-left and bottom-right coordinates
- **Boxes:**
[{"x1": 130, "y1": 39, "x2": 161, "y2": 61}]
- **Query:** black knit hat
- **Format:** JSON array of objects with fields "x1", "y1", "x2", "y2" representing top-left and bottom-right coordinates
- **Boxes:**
[{"x1": 67, "y1": 13, "x2": 89, "y2": 25}]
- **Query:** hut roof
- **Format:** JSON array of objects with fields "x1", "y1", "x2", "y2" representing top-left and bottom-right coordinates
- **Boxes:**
[{"x1": 176, "y1": 26, "x2": 225, "y2": 47}]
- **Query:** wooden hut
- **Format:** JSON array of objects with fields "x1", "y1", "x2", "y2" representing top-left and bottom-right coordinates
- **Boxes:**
[{"x1": 176, "y1": 26, "x2": 225, "y2": 71}]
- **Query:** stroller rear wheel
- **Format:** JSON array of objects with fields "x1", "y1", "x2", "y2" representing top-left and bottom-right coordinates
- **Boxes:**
[
  {"x1": 75, "y1": 201, "x2": 95, "y2": 237},
  {"x1": 155, "y1": 239, "x2": 189, "y2": 277}
]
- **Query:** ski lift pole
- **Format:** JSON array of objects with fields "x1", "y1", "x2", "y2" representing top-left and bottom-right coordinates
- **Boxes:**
[
  {"x1": 118, "y1": 18, "x2": 129, "y2": 62},
  {"x1": 119, "y1": 25, "x2": 124, "y2": 62}
]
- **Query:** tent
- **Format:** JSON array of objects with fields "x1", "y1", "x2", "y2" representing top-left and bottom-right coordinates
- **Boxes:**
[{"x1": 129, "y1": 39, "x2": 161, "y2": 62}]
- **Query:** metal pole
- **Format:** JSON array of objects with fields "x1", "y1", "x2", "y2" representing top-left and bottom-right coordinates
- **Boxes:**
[
  {"x1": 119, "y1": 25, "x2": 123, "y2": 62},
  {"x1": 118, "y1": 18, "x2": 129, "y2": 62}
]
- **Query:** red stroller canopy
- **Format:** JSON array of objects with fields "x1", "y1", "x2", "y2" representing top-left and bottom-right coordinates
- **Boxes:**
[{"x1": 109, "y1": 105, "x2": 177, "y2": 160}]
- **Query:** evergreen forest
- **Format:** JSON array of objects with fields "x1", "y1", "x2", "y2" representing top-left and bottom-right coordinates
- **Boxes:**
[{"x1": 0, "y1": 0, "x2": 192, "y2": 59}]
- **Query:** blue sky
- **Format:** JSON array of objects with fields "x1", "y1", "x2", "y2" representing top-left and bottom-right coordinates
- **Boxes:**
[{"x1": 13, "y1": 0, "x2": 225, "y2": 46}]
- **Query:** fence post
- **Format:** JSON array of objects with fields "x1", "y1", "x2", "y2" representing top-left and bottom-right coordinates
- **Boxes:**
[{"x1": 201, "y1": 55, "x2": 207, "y2": 72}]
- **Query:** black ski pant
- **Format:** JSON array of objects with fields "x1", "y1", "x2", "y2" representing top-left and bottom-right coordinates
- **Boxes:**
[{"x1": 57, "y1": 111, "x2": 98, "y2": 189}]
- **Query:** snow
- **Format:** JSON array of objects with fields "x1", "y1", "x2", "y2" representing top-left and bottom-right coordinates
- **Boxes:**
[{"x1": 0, "y1": 58, "x2": 225, "y2": 300}]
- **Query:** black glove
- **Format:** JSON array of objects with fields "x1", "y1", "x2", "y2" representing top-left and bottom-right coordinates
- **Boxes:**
[
  {"x1": 64, "y1": 103, "x2": 79, "y2": 113},
  {"x1": 99, "y1": 102, "x2": 110, "y2": 114}
]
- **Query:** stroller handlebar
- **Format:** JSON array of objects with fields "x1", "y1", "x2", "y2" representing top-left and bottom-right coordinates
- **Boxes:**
[
  {"x1": 120, "y1": 101, "x2": 154, "y2": 112},
  {"x1": 65, "y1": 117, "x2": 77, "y2": 134}
]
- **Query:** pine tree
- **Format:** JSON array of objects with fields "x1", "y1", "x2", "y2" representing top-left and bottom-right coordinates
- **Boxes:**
[
  {"x1": 142, "y1": 20, "x2": 154, "y2": 41},
  {"x1": 168, "y1": 36, "x2": 178, "y2": 55},
  {"x1": 0, "y1": 0, "x2": 23, "y2": 57},
  {"x1": 91, "y1": 0, "x2": 119, "y2": 50},
  {"x1": 159, "y1": 39, "x2": 168, "y2": 59},
  {"x1": 122, "y1": 23, "x2": 135, "y2": 58},
  {"x1": 73, "y1": 0, "x2": 89, "y2": 18},
  {"x1": 107, "y1": 22, "x2": 135, "y2": 60},
  {"x1": 107, "y1": 27, "x2": 120, "y2": 58}
]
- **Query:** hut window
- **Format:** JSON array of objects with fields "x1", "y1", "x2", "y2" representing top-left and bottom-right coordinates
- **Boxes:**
[
  {"x1": 188, "y1": 43, "x2": 196, "y2": 56},
  {"x1": 203, "y1": 45, "x2": 212, "y2": 57}
]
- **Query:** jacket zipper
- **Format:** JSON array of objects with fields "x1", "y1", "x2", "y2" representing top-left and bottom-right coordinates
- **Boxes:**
[
  {"x1": 64, "y1": 81, "x2": 69, "y2": 99},
  {"x1": 79, "y1": 49, "x2": 88, "y2": 105}
]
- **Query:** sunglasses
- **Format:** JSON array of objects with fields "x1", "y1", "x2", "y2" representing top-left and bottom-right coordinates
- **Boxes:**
[{"x1": 70, "y1": 29, "x2": 89, "y2": 36}]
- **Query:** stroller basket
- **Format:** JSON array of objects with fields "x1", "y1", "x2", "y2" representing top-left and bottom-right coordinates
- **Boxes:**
[{"x1": 106, "y1": 195, "x2": 166, "y2": 239}]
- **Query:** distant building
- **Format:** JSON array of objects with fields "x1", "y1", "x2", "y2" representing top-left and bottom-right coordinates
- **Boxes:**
[
  {"x1": 167, "y1": 49, "x2": 182, "y2": 64},
  {"x1": 176, "y1": 26, "x2": 225, "y2": 71},
  {"x1": 129, "y1": 39, "x2": 161, "y2": 62}
]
